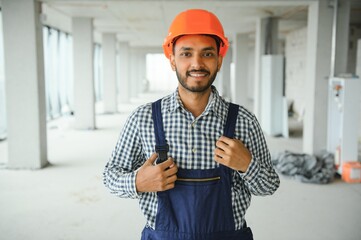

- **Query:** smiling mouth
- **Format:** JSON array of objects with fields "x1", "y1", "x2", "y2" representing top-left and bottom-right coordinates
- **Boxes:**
[{"x1": 187, "y1": 70, "x2": 210, "y2": 78}]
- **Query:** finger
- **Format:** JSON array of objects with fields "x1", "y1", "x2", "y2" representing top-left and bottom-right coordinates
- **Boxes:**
[
  {"x1": 218, "y1": 136, "x2": 233, "y2": 145},
  {"x1": 166, "y1": 174, "x2": 178, "y2": 184},
  {"x1": 214, "y1": 153, "x2": 225, "y2": 165},
  {"x1": 214, "y1": 147, "x2": 224, "y2": 158},
  {"x1": 145, "y1": 153, "x2": 158, "y2": 165},
  {"x1": 215, "y1": 145, "x2": 232, "y2": 160},
  {"x1": 163, "y1": 182, "x2": 176, "y2": 191},
  {"x1": 159, "y1": 158, "x2": 175, "y2": 170},
  {"x1": 159, "y1": 174, "x2": 177, "y2": 192},
  {"x1": 215, "y1": 140, "x2": 229, "y2": 152},
  {"x1": 165, "y1": 164, "x2": 178, "y2": 176},
  {"x1": 234, "y1": 138, "x2": 246, "y2": 147}
]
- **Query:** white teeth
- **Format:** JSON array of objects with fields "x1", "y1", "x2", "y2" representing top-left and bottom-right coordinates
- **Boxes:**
[{"x1": 189, "y1": 73, "x2": 207, "y2": 77}]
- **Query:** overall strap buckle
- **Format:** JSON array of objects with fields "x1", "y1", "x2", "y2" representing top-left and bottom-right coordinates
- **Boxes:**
[
  {"x1": 152, "y1": 99, "x2": 169, "y2": 164},
  {"x1": 155, "y1": 144, "x2": 169, "y2": 163}
]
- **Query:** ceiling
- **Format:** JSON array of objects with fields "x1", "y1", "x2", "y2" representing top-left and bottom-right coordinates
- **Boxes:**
[{"x1": 39, "y1": 0, "x2": 360, "y2": 47}]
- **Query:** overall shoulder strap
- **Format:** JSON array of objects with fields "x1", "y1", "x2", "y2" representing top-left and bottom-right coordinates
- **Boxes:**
[
  {"x1": 223, "y1": 103, "x2": 239, "y2": 138},
  {"x1": 151, "y1": 99, "x2": 169, "y2": 163},
  {"x1": 221, "y1": 103, "x2": 240, "y2": 174}
]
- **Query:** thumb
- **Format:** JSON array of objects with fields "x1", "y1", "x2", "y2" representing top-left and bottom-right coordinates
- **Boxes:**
[{"x1": 144, "y1": 153, "x2": 158, "y2": 165}]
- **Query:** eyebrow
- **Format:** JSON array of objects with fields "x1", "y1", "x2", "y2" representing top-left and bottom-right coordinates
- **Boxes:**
[{"x1": 179, "y1": 46, "x2": 217, "y2": 51}]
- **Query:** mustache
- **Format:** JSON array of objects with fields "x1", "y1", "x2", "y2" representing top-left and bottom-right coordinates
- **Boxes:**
[{"x1": 186, "y1": 69, "x2": 210, "y2": 76}]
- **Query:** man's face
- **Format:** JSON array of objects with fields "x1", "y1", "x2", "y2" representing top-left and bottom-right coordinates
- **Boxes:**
[{"x1": 170, "y1": 35, "x2": 223, "y2": 93}]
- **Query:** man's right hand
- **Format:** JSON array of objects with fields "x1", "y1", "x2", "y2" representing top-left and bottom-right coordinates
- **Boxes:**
[{"x1": 136, "y1": 153, "x2": 178, "y2": 193}]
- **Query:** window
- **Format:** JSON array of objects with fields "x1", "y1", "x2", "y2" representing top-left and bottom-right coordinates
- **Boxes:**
[
  {"x1": 0, "y1": 21, "x2": 73, "y2": 139},
  {"x1": 146, "y1": 54, "x2": 177, "y2": 92},
  {"x1": 43, "y1": 26, "x2": 73, "y2": 120}
]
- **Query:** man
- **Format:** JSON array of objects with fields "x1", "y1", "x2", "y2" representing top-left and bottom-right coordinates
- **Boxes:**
[{"x1": 103, "y1": 9, "x2": 280, "y2": 240}]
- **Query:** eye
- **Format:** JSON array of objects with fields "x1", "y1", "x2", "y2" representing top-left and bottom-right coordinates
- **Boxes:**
[
  {"x1": 180, "y1": 51, "x2": 192, "y2": 57},
  {"x1": 203, "y1": 51, "x2": 215, "y2": 57}
]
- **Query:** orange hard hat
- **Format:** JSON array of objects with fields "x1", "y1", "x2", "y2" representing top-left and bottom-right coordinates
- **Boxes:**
[{"x1": 163, "y1": 9, "x2": 229, "y2": 59}]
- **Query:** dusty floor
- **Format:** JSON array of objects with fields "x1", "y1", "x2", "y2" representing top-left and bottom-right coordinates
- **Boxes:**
[{"x1": 1, "y1": 92, "x2": 361, "y2": 240}]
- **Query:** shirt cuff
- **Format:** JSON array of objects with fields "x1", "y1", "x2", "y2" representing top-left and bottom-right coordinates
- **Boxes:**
[
  {"x1": 238, "y1": 157, "x2": 260, "y2": 182},
  {"x1": 127, "y1": 171, "x2": 142, "y2": 199}
]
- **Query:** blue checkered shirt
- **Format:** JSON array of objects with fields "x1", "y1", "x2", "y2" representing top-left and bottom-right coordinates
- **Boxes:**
[{"x1": 103, "y1": 86, "x2": 280, "y2": 230}]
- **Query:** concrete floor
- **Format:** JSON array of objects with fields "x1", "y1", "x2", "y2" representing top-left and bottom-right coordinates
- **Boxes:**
[{"x1": 1, "y1": 92, "x2": 361, "y2": 240}]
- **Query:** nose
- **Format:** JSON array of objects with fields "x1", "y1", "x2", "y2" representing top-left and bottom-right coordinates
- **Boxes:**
[{"x1": 190, "y1": 54, "x2": 204, "y2": 70}]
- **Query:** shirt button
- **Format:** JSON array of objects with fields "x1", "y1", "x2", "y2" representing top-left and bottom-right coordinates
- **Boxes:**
[{"x1": 192, "y1": 148, "x2": 197, "y2": 153}]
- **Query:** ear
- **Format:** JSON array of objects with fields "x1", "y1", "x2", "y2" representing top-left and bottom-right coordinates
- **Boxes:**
[
  {"x1": 217, "y1": 55, "x2": 223, "y2": 72},
  {"x1": 170, "y1": 54, "x2": 176, "y2": 71}
]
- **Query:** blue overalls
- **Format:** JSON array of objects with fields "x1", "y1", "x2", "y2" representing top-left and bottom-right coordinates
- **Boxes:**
[{"x1": 141, "y1": 100, "x2": 253, "y2": 240}]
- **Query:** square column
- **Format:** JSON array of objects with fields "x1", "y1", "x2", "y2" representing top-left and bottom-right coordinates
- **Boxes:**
[
  {"x1": 334, "y1": 0, "x2": 350, "y2": 75},
  {"x1": 357, "y1": 39, "x2": 361, "y2": 140},
  {"x1": 357, "y1": 39, "x2": 361, "y2": 77},
  {"x1": 303, "y1": 0, "x2": 333, "y2": 154},
  {"x1": 129, "y1": 48, "x2": 138, "y2": 99},
  {"x1": 253, "y1": 18, "x2": 268, "y2": 119},
  {"x1": 255, "y1": 17, "x2": 279, "y2": 127},
  {"x1": 219, "y1": 47, "x2": 232, "y2": 100},
  {"x1": 117, "y1": 42, "x2": 130, "y2": 103},
  {"x1": 102, "y1": 33, "x2": 117, "y2": 113},
  {"x1": 129, "y1": 49, "x2": 145, "y2": 99},
  {"x1": 232, "y1": 33, "x2": 249, "y2": 108},
  {"x1": 213, "y1": 73, "x2": 223, "y2": 96},
  {"x1": 2, "y1": 0, "x2": 48, "y2": 168},
  {"x1": 0, "y1": 13, "x2": 6, "y2": 138},
  {"x1": 72, "y1": 18, "x2": 95, "y2": 129},
  {"x1": 139, "y1": 52, "x2": 147, "y2": 93},
  {"x1": 304, "y1": 0, "x2": 352, "y2": 154}
]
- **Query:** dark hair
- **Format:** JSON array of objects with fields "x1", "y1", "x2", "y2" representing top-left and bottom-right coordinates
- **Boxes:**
[{"x1": 172, "y1": 34, "x2": 222, "y2": 55}]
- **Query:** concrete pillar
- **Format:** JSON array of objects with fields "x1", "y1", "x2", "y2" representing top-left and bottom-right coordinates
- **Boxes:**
[
  {"x1": 214, "y1": 51, "x2": 225, "y2": 95},
  {"x1": 139, "y1": 52, "x2": 147, "y2": 93},
  {"x1": 129, "y1": 48, "x2": 137, "y2": 99},
  {"x1": 264, "y1": 18, "x2": 279, "y2": 55},
  {"x1": 213, "y1": 73, "x2": 223, "y2": 96},
  {"x1": 304, "y1": 0, "x2": 351, "y2": 154},
  {"x1": 247, "y1": 47, "x2": 255, "y2": 112},
  {"x1": 0, "y1": 13, "x2": 6, "y2": 138},
  {"x1": 303, "y1": 0, "x2": 333, "y2": 154},
  {"x1": 118, "y1": 42, "x2": 130, "y2": 103},
  {"x1": 357, "y1": 39, "x2": 361, "y2": 77},
  {"x1": 72, "y1": 18, "x2": 95, "y2": 129},
  {"x1": 129, "y1": 49, "x2": 146, "y2": 98},
  {"x1": 220, "y1": 47, "x2": 232, "y2": 100},
  {"x1": 102, "y1": 33, "x2": 117, "y2": 113},
  {"x1": 232, "y1": 33, "x2": 249, "y2": 108},
  {"x1": 2, "y1": 0, "x2": 48, "y2": 168},
  {"x1": 253, "y1": 18, "x2": 267, "y2": 119},
  {"x1": 357, "y1": 39, "x2": 361, "y2": 141},
  {"x1": 334, "y1": 0, "x2": 350, "y2": 75},
  {"x1": 254, "y1": 17, "x2": 279, "y2": 122}
]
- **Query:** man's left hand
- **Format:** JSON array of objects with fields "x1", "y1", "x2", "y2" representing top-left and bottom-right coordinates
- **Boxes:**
[{"x1": 214, "y1": 136, "x2": 251, "y2": 172}]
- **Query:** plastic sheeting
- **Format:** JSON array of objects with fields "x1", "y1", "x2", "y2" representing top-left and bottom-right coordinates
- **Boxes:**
[{"x1": 272, "y1": 150, "x2": 335, "y2": 184}]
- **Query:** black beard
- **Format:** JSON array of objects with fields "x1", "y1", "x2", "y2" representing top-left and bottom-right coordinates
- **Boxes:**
[{"x1": 176, "y1": 69, "x2": 217, "y2": 93}]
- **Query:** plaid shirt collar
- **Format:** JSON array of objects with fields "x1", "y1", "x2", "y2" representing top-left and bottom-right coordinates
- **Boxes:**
[{"x1": 166, "y1": 85, "x2": 227, "y2": 122}]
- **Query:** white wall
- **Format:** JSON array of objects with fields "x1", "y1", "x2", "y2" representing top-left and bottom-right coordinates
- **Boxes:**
[{"x1": 247, "y1": 47, "x2": 255, "y2": 111}]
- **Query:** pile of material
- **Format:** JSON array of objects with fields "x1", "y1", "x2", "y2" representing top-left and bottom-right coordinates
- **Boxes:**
[{"x1": 272, "y1": 150, "x2": 335, "y2": 184}]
